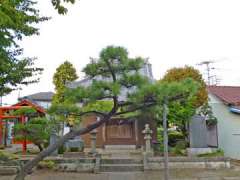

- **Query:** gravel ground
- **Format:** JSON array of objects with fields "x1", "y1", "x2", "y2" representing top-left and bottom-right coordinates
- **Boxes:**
[{"x1": 1, "y1": 168, "x2": 240, "y2": 180}]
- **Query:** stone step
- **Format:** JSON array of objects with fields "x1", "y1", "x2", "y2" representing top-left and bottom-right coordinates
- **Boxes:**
[
  {"x1": 102, "y1": 149, "x2": 142, "y2": 153},
  {"x1": 101, "y1": 153, "x2": 143, "y2": 159},
  {"x1": 100, "y1": 164, "x2": 144, "y2": 172},
  {"x1": 101, "y1": 158, "x2": 143, "y2": 164},
  {"x1": 63, "y1": 152, "x2": 85, "y2": 158},
  {"x1": 0, "y1": 166, "x2": 18, "y2": 175},
  {"x1": 104, "y1": 145, "x2": 136, "y2": 150}
]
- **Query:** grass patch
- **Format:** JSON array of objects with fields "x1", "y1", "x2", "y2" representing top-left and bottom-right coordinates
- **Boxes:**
[{"x1": 197, "y1": 149, "x2": 224, "y2": 157}]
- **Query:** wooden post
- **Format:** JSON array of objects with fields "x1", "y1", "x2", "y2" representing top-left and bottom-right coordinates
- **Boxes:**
[
  {"x1": 0, "y1": 109, "x2": 3, "y2": 146},
  {"x1": 163, "y1": 100, "x2": 169, "y2": 180},
  {"x1": 21, "y1": 116, "x2": 27, "y2": 155}
]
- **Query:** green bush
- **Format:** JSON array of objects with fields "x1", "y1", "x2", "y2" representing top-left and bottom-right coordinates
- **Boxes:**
[
  {"x1": 0, "y1": 151, "x2": 19, "y2": 161},
  {"x1": 168, "y1": 131, "x2": 185, "y2": 147},
  {"x1": 70, "y1": 147, "x2": 79, "y2": 152},
  {"x1": 58, "y1": 146, "x2": 65, "y2": 154},
  {"x1": 175, "y1": 140, "x2": 187, "y2": 149},
  {"x1": 169, "y1": 140, "x2": 187, "y2": 156},
  {"x1": 37, "y1": 160, "x2": 55, "y2": 169},
  {"x1": 157, "y1": 128, "x2": 163, "y2": 142}
]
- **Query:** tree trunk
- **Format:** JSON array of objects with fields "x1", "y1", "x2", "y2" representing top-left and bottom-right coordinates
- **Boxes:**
[{"x1": 14, "y1": 115, "x2": 111, "y2": 180}]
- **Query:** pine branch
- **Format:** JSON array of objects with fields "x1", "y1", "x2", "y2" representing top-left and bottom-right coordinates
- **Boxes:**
[
  {"x1": 115, "y1": 102, "x2": 156, "y2": 116},
  {"x1": 69, "y1": 110, "x2": 107, "y2": 117}
]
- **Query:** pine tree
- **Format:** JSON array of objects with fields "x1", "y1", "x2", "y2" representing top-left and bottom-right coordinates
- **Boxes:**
[{"x1": 15, "y1": 46, "x2": 199, "y2": 180}]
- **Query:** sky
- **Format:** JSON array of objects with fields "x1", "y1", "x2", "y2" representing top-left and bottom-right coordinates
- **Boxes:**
[{"x1": 3, "y1": 0, "x2": 240, "y2": 105}]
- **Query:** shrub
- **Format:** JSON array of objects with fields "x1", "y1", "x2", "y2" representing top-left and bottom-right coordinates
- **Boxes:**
[
  {"x1": 170, "y1": 140, "x2": 187, "y2": 156},
  {"x1": 70, "y1": 147, "x2": 79, "y2": 152},
  {"x1": 37, "y1": 160, "x2": 55, "y2": 169},
  {"x1": 0, "y1": 151, "x2": 19, "y2": 161},
  {"x1": 168, "y1": 131, "x2": 185, "y2": 147},
  {"x1": 58, "y1": 146, "x2": 65, "y2": 154}
]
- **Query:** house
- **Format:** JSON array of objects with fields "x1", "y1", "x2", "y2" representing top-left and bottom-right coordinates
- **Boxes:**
[
  {"x1": 208, "y1": 86, "x2": 240, "y2": 159},
  {"x1": 18, "y1": 92, "x2": 54, "y2": 109},
  {"x1": 67, "y1": 60, "x2": 157, "y2": 148}
]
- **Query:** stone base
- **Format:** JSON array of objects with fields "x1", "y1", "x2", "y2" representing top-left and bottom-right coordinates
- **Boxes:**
[
  {"x1": 104, "y1": 145, "x2": 136, "y2": 150},
  {"x1": 147, "y1": 157, "x2": 231, "y2": 170},
  {"x1": 0, "y1": 166, "x2": 18, "y2": 175}
]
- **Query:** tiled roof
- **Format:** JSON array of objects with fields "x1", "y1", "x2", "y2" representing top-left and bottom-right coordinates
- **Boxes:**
[
  {"x1": 208, "y1": 86, "x2": 240, "y2": 105},
  {"x1": 19, "y1": 92, "x2": 54, "y2": 102}
]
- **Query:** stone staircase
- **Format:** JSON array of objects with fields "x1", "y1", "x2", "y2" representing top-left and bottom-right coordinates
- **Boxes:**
[
  {"x1": 101, "y1": 145, "x2": 143, "y2": 158},
  {"x1": 100, "y1": 158, "x2": 144, "y2": 172}
]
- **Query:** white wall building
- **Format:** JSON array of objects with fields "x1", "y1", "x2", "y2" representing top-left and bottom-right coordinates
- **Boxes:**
[{"x1": 208, "y1": 86, "x2": 240, "y2": 159}]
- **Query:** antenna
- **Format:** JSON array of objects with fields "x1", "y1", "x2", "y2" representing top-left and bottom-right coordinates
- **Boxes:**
[{"x1": 197, "y1": 60, "x2": 219, "y2": 86}]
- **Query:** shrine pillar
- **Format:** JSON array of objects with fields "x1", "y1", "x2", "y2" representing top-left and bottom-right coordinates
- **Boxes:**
[
  {"x1": 0, "y1": 109, "x2": 3, "y2": 146},
  {"x1": 21, "y1": 116, "x2": 27, "y2": 154}
]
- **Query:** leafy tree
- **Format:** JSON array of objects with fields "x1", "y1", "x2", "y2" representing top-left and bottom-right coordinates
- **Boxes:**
[
  {"x1": 15, "y1": 46, "x2": 198, "y2": 180},
  {"x1": 51, "y1": 0, "x2": 77, "y2": 14},
  {"x1": 160, "y1": 66, "x2": 208, "y2": 140},
  {"x1": 0, "y1": 0, "x2": 49, "y2": 96},
  {"x1": 167, "y1": 100, "x2": 195, "y2": 139},
  {"x1": 14, "y1": 117, "x2": 51, "y2": 152},
  {"x1": 198, "y1": 103, "x2": 217, "y2": 127},
  {"x1": 161, "y1": 66, "x2": 208, "y2": 107},
  {"x1": 52, "y1": 61, "x2": 78, "y2": 104}
]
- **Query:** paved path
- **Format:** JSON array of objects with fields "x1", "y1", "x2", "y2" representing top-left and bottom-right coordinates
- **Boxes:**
[{"x1": 1, "y1": 169, "x2": 240, "y2": 180}]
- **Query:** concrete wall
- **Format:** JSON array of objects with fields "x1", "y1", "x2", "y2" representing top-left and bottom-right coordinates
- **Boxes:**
[
  {"x1": 209, "y1": 94, "x2": 240, "y2": 159},
  {"x1": 147, "y1": 157, "x2": 230, "y2": 170}
]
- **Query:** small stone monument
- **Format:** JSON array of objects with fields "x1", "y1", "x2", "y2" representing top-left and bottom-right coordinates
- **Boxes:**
[
  {"x1": 50, "y1": 131, "x2": 58, "y2": 156},
  {"x1": 142, "y1": 124, "x2": 153, "y2": 155},
  {"x1": 188, "y1": 115, "x2": 214, "y2": 156},
  {"x1": 90, "y1": 129, "x2": 98, "y2": 155}
]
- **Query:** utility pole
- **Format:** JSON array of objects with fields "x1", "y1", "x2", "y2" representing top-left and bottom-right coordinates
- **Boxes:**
[
  {"x1": 197, "y1": 60, "x2": 215, "y2": 86},
  {"x1": 163, "y1": 99, "x2": 169, "y2": 180}
]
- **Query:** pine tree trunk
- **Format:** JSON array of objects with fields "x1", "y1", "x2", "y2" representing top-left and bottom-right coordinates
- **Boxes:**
[{"x1": 14, "y1": 115, "x2": 111, "y2": 180}]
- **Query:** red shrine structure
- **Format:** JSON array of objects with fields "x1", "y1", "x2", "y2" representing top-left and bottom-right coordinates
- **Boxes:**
[{"x1": 0, "y1": 100, "x2": 45, "y2": 154}]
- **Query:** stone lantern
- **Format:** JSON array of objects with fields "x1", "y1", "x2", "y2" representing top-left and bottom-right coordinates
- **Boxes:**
[
  {"x1": 142, "y1": 124, "x2": 153, "y2": 154},
  {"x1": 90, "y1": 129, "x2": 98, "y2": 154}
]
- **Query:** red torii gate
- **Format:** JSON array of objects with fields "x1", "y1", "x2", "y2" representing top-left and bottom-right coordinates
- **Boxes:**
[{"x1": 0, "y1": 100, "x2": 45, "y2": 154}]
